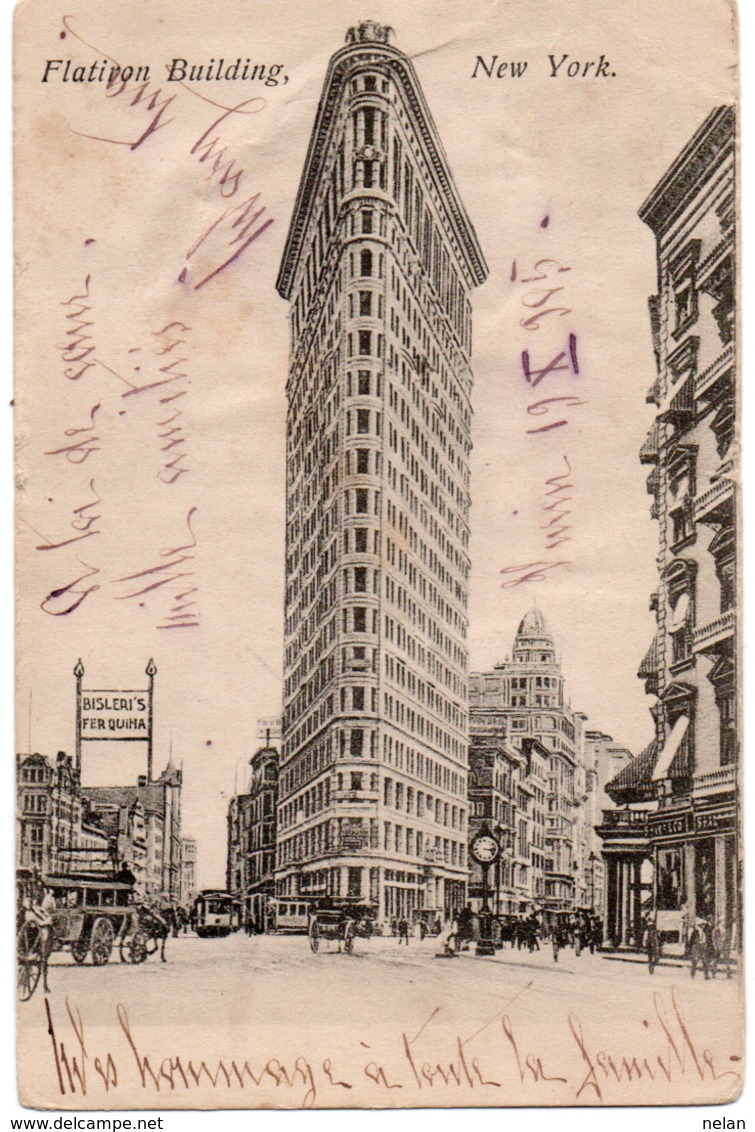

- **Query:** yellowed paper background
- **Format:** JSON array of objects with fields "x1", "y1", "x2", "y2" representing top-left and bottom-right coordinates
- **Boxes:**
[{"x1": 14, "y1": 0, "x2": 741, "y2": 1110}]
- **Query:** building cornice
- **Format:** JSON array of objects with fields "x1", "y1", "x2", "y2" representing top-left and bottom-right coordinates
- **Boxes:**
[
  {"x1": 277, "y1": 38, "x2": 487, "y2": 300},
  {"x1": 639, "y1": 105, "x2": 735, "y2": 237}
]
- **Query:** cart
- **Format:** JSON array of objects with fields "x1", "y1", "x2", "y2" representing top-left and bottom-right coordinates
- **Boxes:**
[
  {"x1": 307, "y1": 900, "x2": 376, "y2": 953},
  {"x1": 17, "y1": 919, "x2": 45, "y2": 1001}
]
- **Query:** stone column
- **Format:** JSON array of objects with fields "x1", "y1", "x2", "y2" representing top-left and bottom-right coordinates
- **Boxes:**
[
  {"x1": 606, "y1": 856, "x2": 618, "y2": 946},
  {"x1": 632, "y1": 858, "x2": 643, "y2": 946},
  {"x1": 715, "y1": 835, "x2": 727, "y2": 927}
]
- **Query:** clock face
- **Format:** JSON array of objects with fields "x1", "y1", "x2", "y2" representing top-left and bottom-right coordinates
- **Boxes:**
[{"x1": 472, "y1": 834, "x2": 499, "y2": 863}]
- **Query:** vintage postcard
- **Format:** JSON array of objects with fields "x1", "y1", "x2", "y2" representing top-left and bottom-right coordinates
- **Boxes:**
[{"x1": 14, "y1": 0, "x2": 741, "y2": 1111}]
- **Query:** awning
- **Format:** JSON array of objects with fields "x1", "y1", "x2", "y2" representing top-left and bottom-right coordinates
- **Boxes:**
[
  {"x1": 638, "y1": 635, "x2": 659, "y2": 680},
  {"x1": 659, "y1": 374, "x2": 694, "y2": 419},
  {"x1": 652, "y1": 715, "x2": 689, "y2": 781},
  {"x1": 669, "y1": 592, "x2": 690, "y2": 631}
]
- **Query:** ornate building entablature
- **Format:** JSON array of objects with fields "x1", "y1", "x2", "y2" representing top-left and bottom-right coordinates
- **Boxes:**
[{"x1": 276, "y1": 27, "x2": 488, "y2": 302}]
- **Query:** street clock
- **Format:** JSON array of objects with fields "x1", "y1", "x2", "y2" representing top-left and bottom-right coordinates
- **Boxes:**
[{"x1": 470, "y1": 831, "x2": 500, "y2": 865}]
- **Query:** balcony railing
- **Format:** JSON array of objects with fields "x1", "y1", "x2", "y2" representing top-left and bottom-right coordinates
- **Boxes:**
[
  {"x1": 693, "y1": 477, "x2": 734, "y2": 523},
  {"x1": 693, "y1": 610, "x2": 735, "y2": 652},
  {"x1": 692, "y1": 766, "x2": 737, "y2": 795},
  {"x1": 695, "y1": 344, "x2": 734, "y2": 399},
  {"x1": 600, "y1": 809, "x2": 649, "y2": 829}
]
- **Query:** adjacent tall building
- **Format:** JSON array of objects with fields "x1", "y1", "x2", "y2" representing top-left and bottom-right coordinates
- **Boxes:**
[
  {"x1": 275, "y1": 21, "x2": 487, "y2": 922},
  {"x1": 598, "y1": 106, "x2": 737, "y2": 950},
  {"x1": 227, "y1": 743, "x2": 280, "y2": 924},
  {"x1": 470, "y1": 610, "x2": 587, "y2": 914}
]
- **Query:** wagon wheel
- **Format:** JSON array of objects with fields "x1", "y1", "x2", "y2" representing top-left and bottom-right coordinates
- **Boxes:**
[
  {"x1": 17, "y1": 922, "x2": 42, "y2": 1001},
  {"x1": 343, "y1": 921, "x2": 355, "y2": 954},
  {"x1": 90, "y1": 917, "x2": 115, "y2": 966},
  {"x1": 120, "y1": 929, "x2": 148, "y2": 965},
  {"x1": 309, "y1": 918, "x2": 320, "y2": 953},
  {"x1": 71, "y1": 939, "x2": 89, "y2": 965}
]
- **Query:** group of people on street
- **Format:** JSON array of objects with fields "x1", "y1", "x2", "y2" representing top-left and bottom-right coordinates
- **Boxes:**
[
  {"x1": 389, "y1": 915, "x2": 443, "y2": 942},
  {"x1": 544, "y1": 912, "x2": 604, "y2": 961},
  {"x1": 642, "y1": 911, "x2": 734, "y2": 978}
]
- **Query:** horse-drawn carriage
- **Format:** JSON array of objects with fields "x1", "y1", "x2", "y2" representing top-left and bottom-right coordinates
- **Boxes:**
[
  {"x1": 16, "y1": 869, "x2": 171, "y2": 1000},
  {"x1": 308, "y1": 900, "x2": 375, "y2": 954}
]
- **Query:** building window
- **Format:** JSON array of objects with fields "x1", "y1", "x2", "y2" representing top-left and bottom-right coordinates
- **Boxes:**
[
  {"x1": 352, "y1": 687, "x2": 365, "y2": 711},
  {"x1": 361, "y1": 212, "x2": 373, "y2": 236},
  {"x1": 352, "y1": 607, "x2": 367, "y2": 632},
  {"x1": 719, "y1": 693, "x2": 737, "y2": 766},
  {"x1": 363, "y1": 107, "x2": 375, "y2": 145},
  {"x1": 354, "y1": 528, "x2": 368, "y2": 553},
  {"x1": 670, "y1": 239, "x2": 702, "y2": 339},
  {"x1": 358, "y1": 330, "x2": 372, "y2": 356},
  {"x1": 355, "y1": 487, "x2": 369, "y2": 511},
  {"x1": 360, "y1": 249, "x2": 373, "y2": 277},
  {"x1": 356, "y1": 449, "x2": 369, "y2": 474},
  {"x1": 354, "y1": 566, "x2": 367, "y2": 591}
]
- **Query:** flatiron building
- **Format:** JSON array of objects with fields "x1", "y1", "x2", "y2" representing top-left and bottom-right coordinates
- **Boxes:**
[{"x1": 275, "y1": 21, "x2": 487, "y2": 922}]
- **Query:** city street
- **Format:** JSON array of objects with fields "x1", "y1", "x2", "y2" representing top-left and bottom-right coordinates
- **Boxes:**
[{"x1": 18, "y1": 931, "x2": 743, "y2": 1110}]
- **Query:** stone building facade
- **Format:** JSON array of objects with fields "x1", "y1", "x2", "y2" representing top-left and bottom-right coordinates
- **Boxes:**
[
  {"x1": 275, "y1": 21, "x2": 487, "y2": 922},
  {"x1": 598, "y1": 106, "x2": 737, "y2": 950}
]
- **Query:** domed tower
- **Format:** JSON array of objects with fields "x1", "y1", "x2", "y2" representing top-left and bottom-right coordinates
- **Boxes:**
[{"x1": 512, "y1": 608, "x2": 557, "y2": 666}]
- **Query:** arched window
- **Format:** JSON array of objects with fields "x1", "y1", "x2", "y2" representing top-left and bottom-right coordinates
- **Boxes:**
[{"x1": 662, "y1": 559, "x2": 696, "y2": 669}]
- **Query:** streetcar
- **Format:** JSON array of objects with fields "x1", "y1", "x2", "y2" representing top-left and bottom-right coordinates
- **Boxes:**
[
  {"x1": 192, "y1": 890, "x2": 240, "y2": 937},
  {"x1": 267, "y1": 896, "x2": 311, "y2": 934}
]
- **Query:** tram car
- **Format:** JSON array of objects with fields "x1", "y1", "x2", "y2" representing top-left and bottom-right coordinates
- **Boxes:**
[{"x1": 192, "y1": 889, "x2": 241, "y2": 937}]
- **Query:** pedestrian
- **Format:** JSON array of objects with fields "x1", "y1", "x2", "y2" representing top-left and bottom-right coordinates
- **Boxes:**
[
  {"x1": 418, "y1": 919, "x2": 427, "y2": 941},
  {"x1": 592, "y1": 916, "x2": 603, "y2": 953},
  {"x1": 689, "y1": 918, "x2": 711, "y2": 979},
  {"x1": 645, "y1": 915, "x2": 661, "y2": 975},
  {"x1": 26, "y1": 881, "x2": 55, "y2": 993},
  {"x1": 552, "y1": 922, "x2": 564, "y2": 963},
  {"x1": 398, "y1": 916, "x2": 409, "y2": 945},
  {"x1": 574, "y1": 919, "x2": 584, "y2": 958}
]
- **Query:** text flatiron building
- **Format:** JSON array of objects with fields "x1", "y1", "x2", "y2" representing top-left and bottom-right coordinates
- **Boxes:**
[{"x1": 275, "y1": 22, "x2": 487, "y2": 922}]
